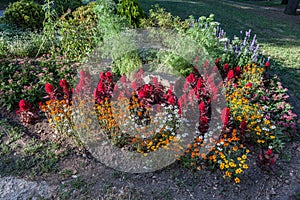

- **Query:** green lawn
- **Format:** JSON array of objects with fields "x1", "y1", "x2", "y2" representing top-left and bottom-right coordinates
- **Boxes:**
[{"x1": 139, "y1": 0, "x2": 300, "y2": 100}]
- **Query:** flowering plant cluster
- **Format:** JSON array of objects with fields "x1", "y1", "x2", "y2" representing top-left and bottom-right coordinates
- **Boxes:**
[
  {"x1": 0, "y1": 54, "x2": 78, "y2": 110},
  {"x1": 38, "y1": 80, "x2": 81, "y2": 146},
  {"x1": 93, "y1": 70, "x2": 191, "y2": 153},
  {"x1": 14, "y1": 55, "x2": 297, "y2": 184}
]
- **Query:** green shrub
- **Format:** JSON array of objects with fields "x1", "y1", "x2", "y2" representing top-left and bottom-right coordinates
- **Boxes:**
[
  {"x1": 56, "y1": 2, "x2": 100, "y2": 61},
  {"x1": 0, "y1": 30, "x2": 51, "y2": 58},
  {"x1": 4, "y1": 0, "x2": 45, "y2": 30},
  {"x1": 139, "y1": 5, "x2": 189, "y2": 30},
  {"x1": 52, "y1": 0, "x2": 83, "y2": 17},
  {"x1": 116, "y1": 0, "x2": 146, "y2": 28}
]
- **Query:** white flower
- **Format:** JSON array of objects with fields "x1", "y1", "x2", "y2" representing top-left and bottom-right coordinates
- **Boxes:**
[{"x1": 271, "y1": 125, "x2": 276, "y2": 129}]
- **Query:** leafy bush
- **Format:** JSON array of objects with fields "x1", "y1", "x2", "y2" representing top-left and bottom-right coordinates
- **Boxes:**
[
  {"x1": 94, "y1": 0, "x2": 128, "y2": 40},
  {"x1": 4, "y1": 0, "x2": 45, "y2": 30},
  {"x1": 0, "y1": 30, "x2": 51, "y2": 58},
  {"x1": 116, "y1": 0, "x2": 146, "y2": 27},
  {"x1": 56, "y1": 2, "x2": 100, "y2": 61},
  {"x1": 52, "y1": 0, "x2": 83, "y2": 17},
  {"x1": 140, "y1": 5, "x2": 189, "y2": 30},
  {"x1": 0, "y1": 55, "x2": 78, "y2": 110}
]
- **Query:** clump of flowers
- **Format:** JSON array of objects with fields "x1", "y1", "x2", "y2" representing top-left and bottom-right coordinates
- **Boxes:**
[
  {"x1": 16, "y1": 99, "x2": 38, "y2": 124},
  {"x1": 93, "y1": 70, "x2": 188, "y2": 154},
  {"x1": 39, "y1": 80, "x2": 81, "y2": 146}
]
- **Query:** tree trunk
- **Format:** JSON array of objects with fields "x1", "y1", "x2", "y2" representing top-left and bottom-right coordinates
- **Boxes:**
[
  {"x1": 281, "y1": 0, "x2": 288, "y2": 5},
  {"x1": 284, "y1": 0, "x2": 299, "y2": 15}
]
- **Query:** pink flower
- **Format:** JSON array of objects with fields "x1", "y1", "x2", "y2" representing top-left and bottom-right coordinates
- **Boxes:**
[
  {"x1": 121, "y1": 75, "x2": 126, "y2": 83},
  {"x1": 152, "y1": 77, "x2": 158, "y2": 86},
  {"x1": 131, "y1": 81, "x2": 138, "y2": 90}
]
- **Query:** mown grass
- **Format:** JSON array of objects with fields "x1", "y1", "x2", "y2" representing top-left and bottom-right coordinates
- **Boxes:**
[
  {"x1": 139, "y1": 0, "x2": 300, "y2": 100},
  {"x1": 229, "y1": 0, "x2": 286, "y2": 7}
]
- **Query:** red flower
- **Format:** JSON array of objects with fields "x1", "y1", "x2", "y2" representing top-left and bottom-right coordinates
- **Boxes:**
[
  {"x1": 186, "y1": 73, "x2": 196, "y2": 84},
  {"x1": 138, "y1": 90, "x2": 146, "y2": 98},
  {"x1": 223, "y1": 63, "x2": 229, "y2": 71},
  {"x1": 270, "y1": 159, "x2": 275, "y2": 165},
  {"x1": 215, "y1": 58, "x2": 220, "y2": 65},
  {"x1": 45, "y1": 83, "x2": 54, "y2": 94},
  {"x1": 100, "y1": 72, "x2": 106, "y2": 80},
  {"x1": 235, "y1": 66, "x2": 241, "y2": 74},
  {"x1": 167, "y1": 96, "x2": 176, "y2": 105},
  {"x1": 97, "y1": 81, "x2": 105, "y2": 92},
  {"x1": 196, "y1": 79, "x2": 202, "y2": 89},
  {"x1": 246, "y1": 82, "x2": 252, "y2": 87},
  {"x1": 240, "y1": 120, "x2": 247, "y2": 131},
  {"x1": 265, "y1": 62, "x2": 270, "y2": 68},
  {"x1": 199, "y1": 102, "x2": 206, "y2": 114},
  {"x1": 59, "y1": 79, "x2": 68, "y2": 89},
  {"x1": 18, "y1": 99, "x2": 30, "y2": 111},
  {"x1": 105, "y1": 71, "x2": 113, "y2": 81},
  {"x1": 221, "y1": 107, "x2": 230, "y2": 127},
  {"x1": 38, "y1": 102, "x2": 43, "y2": 108},
  {"x1": 227, "y1": 70, "x2": 235, "y2": 80},
  {"x1": 200, "y1": 116, "x2": 209, "y2": 124},
  {"x1": 266, "y1": 149, "x2": 273, "y2": 155}
]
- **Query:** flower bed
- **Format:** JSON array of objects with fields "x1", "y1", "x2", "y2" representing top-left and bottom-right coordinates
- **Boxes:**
[{"x1": 1, "y1": 0, "x2": 297, "y2": 184}]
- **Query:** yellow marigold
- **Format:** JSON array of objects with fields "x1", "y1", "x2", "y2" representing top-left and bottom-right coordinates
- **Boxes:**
[
  {"x1": 242, "y1": 154, "x2": 247, "y2": 159},
  {"x1": 220, "y1": 163, "x2": 225, "y2": 170},
  {"x1": 225, "y1": 171, "x2": 232, "y2": 177},
  {"x1": 234, "y1": 177, "x2": 241, "y2": 184},
  {"x1": 235, "y1": 168, "x2": 243, "y2": 174},
  {"x1": 242, "y1": 164, "x2": 248, "y2": 169}
]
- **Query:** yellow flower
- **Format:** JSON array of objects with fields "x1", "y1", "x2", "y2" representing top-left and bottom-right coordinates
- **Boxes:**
[
  {"x1": 242, "y1": 154, "x2": 247, "y2": 160},
  {"x1": 234, "y1": 177, "x2": 241, "y2": 184},
  {"x1": 220, "y1": 163, "x2": 225, "y2": 170},
  {"x1": 270, "y1": 135, "x2": 275, "y2": 139},
  {"x1": 242, "y1": 164, "x2": 248, "y2": 169},
  {"x1": 235, "y1": 168, "x2": 243, "y2": 174},
  {"x1": 225, "y1": 171, "x2": 232, "y2": 177}
]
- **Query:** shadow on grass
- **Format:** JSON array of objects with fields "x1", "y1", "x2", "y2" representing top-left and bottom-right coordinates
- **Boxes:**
[{"x1": 0, "y1": 118, "x2": 65, "y2": 179}]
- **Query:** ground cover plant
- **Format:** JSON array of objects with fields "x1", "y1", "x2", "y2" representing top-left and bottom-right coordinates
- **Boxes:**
[{"x1": 0, "y1": 0, "x2": 299, "y2": 199}]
